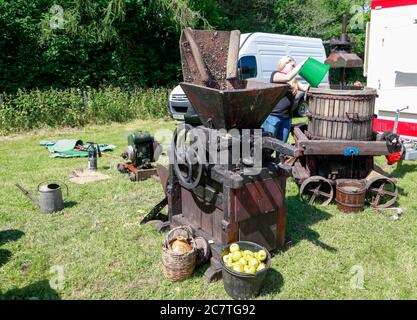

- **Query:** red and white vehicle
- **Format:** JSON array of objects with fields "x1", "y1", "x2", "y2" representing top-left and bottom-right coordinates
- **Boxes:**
[{"x1": 365, "y1": 0, "x2": 417, "y2": 139}]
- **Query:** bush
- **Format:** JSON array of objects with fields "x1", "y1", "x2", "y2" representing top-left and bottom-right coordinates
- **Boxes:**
[{"x1": 0, "y1": 86, "x2": 171, "y2": 135}]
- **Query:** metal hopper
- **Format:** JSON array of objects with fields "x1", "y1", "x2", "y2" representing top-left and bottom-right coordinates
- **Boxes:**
[
  {"x1": 179, "y1": 28, "x2": 289, "y2": 130},
  {"x1": 181, "y1": 81, "x2": 289, "y2": 130}
]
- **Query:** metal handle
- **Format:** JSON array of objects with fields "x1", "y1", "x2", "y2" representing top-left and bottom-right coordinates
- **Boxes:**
[
  {"x1": 346, "y1": 112, "x2": 359, "y2": 122},
  {"x1": 37, "y1": 179, "x2": 69, "y2": 196}
]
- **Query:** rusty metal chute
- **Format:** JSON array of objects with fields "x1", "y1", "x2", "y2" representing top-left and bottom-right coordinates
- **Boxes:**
[{"x1": 180, "y1": 81, "x2": 289, "y2": 130}]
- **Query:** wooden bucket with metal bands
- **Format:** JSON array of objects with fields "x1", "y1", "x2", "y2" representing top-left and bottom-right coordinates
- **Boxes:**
[{"x1": 307, "y1": 87, "x2": 377, "y2": 141}]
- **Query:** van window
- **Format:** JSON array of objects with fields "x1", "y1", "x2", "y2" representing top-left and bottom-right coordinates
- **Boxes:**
[
  {"x1": 395, "y1": 71, "x2": 417, "y2": 87},
  {"x1": 238, "y1": 56, "x2": 257, "y2": 79}
]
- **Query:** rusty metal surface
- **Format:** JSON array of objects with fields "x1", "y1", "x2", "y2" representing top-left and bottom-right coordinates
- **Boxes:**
[
  {"x1": 307, "y1": 113, "x2": 375, "y2": 123},
  {"x1": 325, "y1": 51, "x2": 363, "y2": 69},
  {"x1": 323, "y1": 15, "x2": 363, "y2": 70},
  {"x1": 366, "y1": 176, "x2": 398, "y2": 209},
  {"x1": 180, "y1": 81, "x2": 289, "y2": 130},
  {"x1": 300, "y1": 176, "x2": 334, "y2": 206}
]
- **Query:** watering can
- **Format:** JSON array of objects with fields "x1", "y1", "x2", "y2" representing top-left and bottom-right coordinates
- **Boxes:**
[{"x1": 16, "y1": 180, "x2": 69, "y2": 214}]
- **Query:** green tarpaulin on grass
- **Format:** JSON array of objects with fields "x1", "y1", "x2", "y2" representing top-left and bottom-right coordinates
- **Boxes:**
[{"x1": 39, "y1": 139, "x2": 116, "y2": 158}]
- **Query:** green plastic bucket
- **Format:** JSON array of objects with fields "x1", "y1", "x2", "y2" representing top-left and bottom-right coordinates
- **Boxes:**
[{"x1": 299, "y1": 57, "x2": 330, "y2": 87}]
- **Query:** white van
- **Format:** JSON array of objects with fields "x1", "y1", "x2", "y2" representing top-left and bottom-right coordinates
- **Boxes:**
[{"x1": 169, "y1": 32, "x2": 329, "y2": 123}]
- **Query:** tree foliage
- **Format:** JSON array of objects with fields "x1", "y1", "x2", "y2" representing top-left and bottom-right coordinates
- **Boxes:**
[{"x1": 0, "y1": 0, "x2": 370, "y2": 92}]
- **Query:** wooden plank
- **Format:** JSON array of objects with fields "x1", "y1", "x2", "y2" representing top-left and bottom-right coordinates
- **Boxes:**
[
  {"x1": 292, "y1": 160, "x2": 310, "y2": 182},
  {"x1": 183, "y1": 28, "x2": 210, "y2": 83},
  {"x1": 319, "y1": 99, "x2": 324, "y2": 138},
  {"x1": 335, "y1": 99, "x2": 342, "y2": 140},
  {"x1": 226, "y1": 30, "x2": 241, "y2": 80},
  {"x1": 298, "y1": 140, "x2": 390, "y2": 156},
  {"x1": 294, "y1": 127, "x2": 308, "y2": 142},
  {"x1": 323, "y1": 99, "x2": 330, "y2": 138}
]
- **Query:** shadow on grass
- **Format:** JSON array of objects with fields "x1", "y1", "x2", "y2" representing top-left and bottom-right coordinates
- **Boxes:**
[
  {"x1": 390, "y1": 162, "x2": 417, "y2": 179},
  {"x1": 261, "y1": 269, "x2": 284, "y2": 296},
  {"x1": 0, "y1": 229, "x2": 25, "y2": 267},
  {"x1": 0, "y1": 229, "x2": 25, "y2": 246},
  {"x1": 64, "y1": 201, "x2": 78, "y2": 209},
  {"x1": 0, "y1": 280, "x2": 60, "y2": 300},
  {"x1": 0, "y1": 249, "x2": 12, "y2": 267},
  {"x1": 286, "y1": 195, "x2": 337, "y2": 253}
]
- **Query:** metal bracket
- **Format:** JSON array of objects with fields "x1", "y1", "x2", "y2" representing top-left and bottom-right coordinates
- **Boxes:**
[{"x1": 344, "y1": 147, "x2": 359, "y2": 156}]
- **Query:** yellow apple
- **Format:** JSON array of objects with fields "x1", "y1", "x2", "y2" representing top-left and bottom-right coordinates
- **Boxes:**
[
  {"x1": 229, "y1": 243, "x2": 240, "y2": 253},
  {"x1": 232, "y1": 263, "x2": 244, "y2": 273},
  {"x1": 257, "y1": 263, "x2": 267, "y2": 272},
  {"x1": 257, "y1": 250, "x2": 267, "y2": 262},
  {"x1": 248, "y1": 258, "x2": 259, "y2": 269},
  {"x1": 232, "y1": 251, "x2": 243, "y2": 262}
]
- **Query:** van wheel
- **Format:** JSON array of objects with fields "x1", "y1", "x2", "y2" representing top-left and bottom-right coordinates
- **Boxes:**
[{"x1": 298, "y1": 101, "x2": 309, "y2": 118}]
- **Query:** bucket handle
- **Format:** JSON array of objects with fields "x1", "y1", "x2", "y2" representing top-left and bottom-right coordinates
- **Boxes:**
[{"x1": 37, "y1": 179, "x2": 69, "y2": 196}]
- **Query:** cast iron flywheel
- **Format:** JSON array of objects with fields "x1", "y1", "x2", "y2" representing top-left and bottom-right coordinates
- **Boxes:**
[
  {"x1": 366, "y1": 176, "x2": 398, "y2": 209},
  {"x1": 300, "y1": 176, "x2": 334, "y2": 206},
  {"x1": 171, "y1": 123, "x2": 203, "y2": 190}
]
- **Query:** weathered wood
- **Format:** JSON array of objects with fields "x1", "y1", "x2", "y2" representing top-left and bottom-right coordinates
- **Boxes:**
[
  {"x1": 298, "y1": 140, "x2": 389, "y2": 156},
  {"x1": 293, "y1": 127, "x2": 309, "y2": 142},
  {"x1": 307, "y1": 87, "x2": 377, "y2": 141},
  {"x1": 292, "y1": 160, "x2": 310, "y2": 182},
  {"x1": 183, "y1": 28, "x2": 210, "y2": 83},
  {"x1": 226, "y1": 30, "x2": 241, "y2": 80}
]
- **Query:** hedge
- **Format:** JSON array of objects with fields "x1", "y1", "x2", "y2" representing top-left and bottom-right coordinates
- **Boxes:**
[{"x1": 0, "y1": 86, "x2": 171, "y2": 134}]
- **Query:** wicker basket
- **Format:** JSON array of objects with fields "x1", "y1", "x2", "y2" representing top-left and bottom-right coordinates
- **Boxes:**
[{"x1": 162, "y1": 226, "x2": 197, "y2": 282}]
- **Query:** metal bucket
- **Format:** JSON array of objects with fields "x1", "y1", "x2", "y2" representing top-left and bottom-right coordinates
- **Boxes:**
[
  {"x1": 336, "y1": 180, "x2": 367, "y2": 213},
  {"x1": 38, "y1": 180, "x2": 68, "y2": 214}
]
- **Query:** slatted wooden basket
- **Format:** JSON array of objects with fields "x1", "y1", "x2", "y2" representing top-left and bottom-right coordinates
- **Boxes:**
[{"x1": 162, "y1": 226, "x2": 197, "y2": 282}]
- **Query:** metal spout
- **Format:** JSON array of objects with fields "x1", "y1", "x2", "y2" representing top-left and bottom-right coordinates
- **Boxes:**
[{"x1": 16, "y1": 183, "x2": 40, "y2": 209}]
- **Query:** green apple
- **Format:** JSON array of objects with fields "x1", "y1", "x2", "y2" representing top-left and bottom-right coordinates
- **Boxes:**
[
  {"x1": 229, "y1": 243, "x2": 240, "y2": 253},
  {"x1": 232, "y1": 263, "x2": 244, "y2": 273},
  {"x1": 248, "y1": 258, "x2": 259, "y2": 268},
  {"x1": 257, "y1": 250, "x2": 267, "y2": 262},
  {"x1": 243, "y1": 250, "x2": 254, "y2": 261},
  {"x1": 257, "y1": 263, "x2": 266, "y2": 272},
  {"x1": 246, "y1": 265, "x2": 257, "y2": 274},
  {"x1": 243, "y1": 265, "x2": 251, "y2": 274},
  {"x1": 238, "y1": 257, "x2": 247, "y2": 266},
  {"x1": 223, "y1": 254, "x2": 232, "y2": 265},
  {"x1": 232, "y1": 251, "x2": 243, "y2": 262}
]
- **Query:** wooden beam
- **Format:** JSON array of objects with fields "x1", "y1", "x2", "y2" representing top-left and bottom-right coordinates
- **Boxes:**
[
  {"x1": 298, "y1": 140, "x2": 389, "y2": 156},
  {"x1": 226, "y1": 30, "x2": 241, "y2": 80},
  {"x1": 183, "y1": 28, "x2": 210, "y2": 83},
  {"x1": 293, "y1": 127, "x2": 309, "y2": 142},
  {"x1": 292, "y1": 160, "x2": 310, "y2": 182}
]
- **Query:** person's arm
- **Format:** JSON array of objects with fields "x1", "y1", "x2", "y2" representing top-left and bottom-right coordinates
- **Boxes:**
[
  {"x1": 272, "y1": 59, "x2": 307, "y2": 83},
  {"x1": 297, "y1": 81, "x2": 310, "y2": 92}
]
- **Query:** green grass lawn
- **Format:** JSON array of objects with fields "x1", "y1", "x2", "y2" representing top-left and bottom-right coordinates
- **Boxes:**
[{"x1": 1, "y1": 119, "x2": 417, "y2": 300}]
